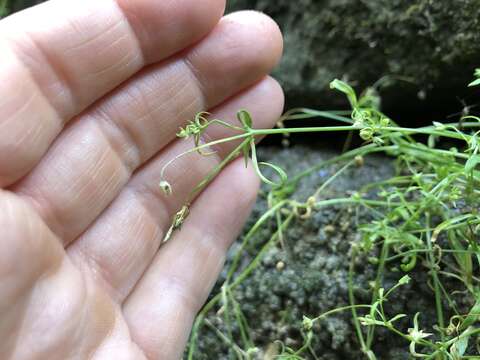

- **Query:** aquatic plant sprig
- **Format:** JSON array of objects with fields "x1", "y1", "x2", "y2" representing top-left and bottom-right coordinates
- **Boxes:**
[{"x1": 180, "y1": 77, "x2": 480, "y2": 359}]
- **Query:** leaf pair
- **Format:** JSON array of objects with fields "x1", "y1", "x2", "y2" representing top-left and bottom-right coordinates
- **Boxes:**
[{"x1": 237, "y1": 110, "x2": 288, "y2": 188}]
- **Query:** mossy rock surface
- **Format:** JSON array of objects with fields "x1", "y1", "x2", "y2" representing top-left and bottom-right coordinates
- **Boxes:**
[{"x1": 228, "y1": 0, "x2": 480, "y2": 113}]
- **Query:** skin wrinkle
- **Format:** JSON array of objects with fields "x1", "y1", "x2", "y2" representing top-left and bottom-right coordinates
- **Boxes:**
[
  {"x1": 62, "y1": 14, "x2": 127, "y2": 56},
  {"x1": 91, "y1": 61, "x2": 201, "y2": 172},
  {"x1": 114, "y1": 61, "x2": 205, "y2": 145},
  {"x1": 88, "y1": 147, "x2": 125, "y2": 203},
  {"x1": 76, "y1": 199, "x2": 164, "y2": 302},
  {"x1": 67, "y1": 149, "x2": 126, "y2": 237},
  {"x1": 128, "y1": 180, "x2": 177, "y2": 234},
  {"x1": 0, "y1": 85, "x2": 36, "y2": 131},
  {"x1": 108, "y1": 193, "x2": 167, "y2": 299},
  {"x1": 183, "y1": 229, "x2": 227, "y2": 300},
  {"x1": 12, "y1": 104, "x2": 55, "y2": 167},
  {"x1": 80, "y1": 282, "x2": 117, "y2": 360},
  {"x1": 0, "y1": 94, "x2": 47, "y2": 160},
  {"x1": 115, "y1": 0, "x2": 226, "y2": 64},
  {"x1": 108, "y1": 214, "x2": 161, "y2": 295},
  {"x1": 2, "y1": 0, "x2": 144, "y2": 122},
  {"x1": 84, "y1": 34, "x2": 137, "y2": 79},
  {"x1": 49, "y1": 1, "x2": 142, "y2": 114},
  {"x1": 118, "y1": 68, "x2": 188, "y2": 152},
  {"x1": 0, "y1": 192, "x2": 61, "y2": 304},
  {"x1": 2, "y1": 213, "x2": 65, "y2": 360},
  {"x1": 16, "y1": 127, "x2": 128, "y2": 243},
  {"x1": 181, "y1": 56, "x2": 208, "y2": 106},
  {"x1": 0, "y1": 43, "x2": 61, "y2": 126},
  {"x1": 114, "y1": 0, "x2": 150, "y2": 58},
  {"x1": 93, "y1": 110, "x2": 143, "y2": 175},
  {"x1": 9, "y1": 32, "x2": 77, "y2": 120},
  {"x1": 11, "y1": 258, "x2": 86, "y2": 360}
]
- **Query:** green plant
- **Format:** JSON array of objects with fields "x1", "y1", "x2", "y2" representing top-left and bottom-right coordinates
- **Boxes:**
[{"x1": 161, "y1": 74, "x2": 480, "y2": 359}]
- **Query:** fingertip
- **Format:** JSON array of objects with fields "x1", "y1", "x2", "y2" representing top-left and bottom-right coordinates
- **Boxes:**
[
  {"x1": 250, "y1": 76, "x2": 285, "y2": 128},
  {"x1": 117, "y1": 0, "x2": 227, "y2": 63},
  {"x1": 222, "y1": 10, "x2": 284, "y2": 71}
]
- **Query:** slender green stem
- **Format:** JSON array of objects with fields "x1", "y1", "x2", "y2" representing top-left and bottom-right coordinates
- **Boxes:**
[
  {"x1": 186, "y1": 139, "x2": 250, "y2": 203},
  {"x1": 188, "y1": 214, "x2": 294, "y2": 359},
  {"x1": 348, "y1": 249, "x2": 369, "y2": 355},
  {"x1": 426, "y1": 213, "x2": 446, "y2": 342}
]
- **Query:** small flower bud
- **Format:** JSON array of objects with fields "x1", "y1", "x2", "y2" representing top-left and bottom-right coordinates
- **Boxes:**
[
  {"x1": 360, "y1": 128, "x2": 374, "y2": 141},
  {"x1": 380, "y1": 117, "x2": 390, "y2": 127},
  {"x1": 302, "y1": 316, "x2": 313, "y2": 331},
  {"x1": 354, "y1": 155, "x2": 364, "y2": 167}
]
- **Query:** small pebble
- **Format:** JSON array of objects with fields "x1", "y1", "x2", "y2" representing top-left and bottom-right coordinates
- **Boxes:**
[{"x1": 324, "y1": 224, "x2": 336, "y2": 234}]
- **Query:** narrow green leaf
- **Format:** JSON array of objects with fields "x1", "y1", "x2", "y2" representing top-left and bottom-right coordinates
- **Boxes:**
[
  {"x1": 389, "y1": 314, "x2": 407, "y2": 323},
  {"x1": 330, "y1": 79, "x2": 358, "y2": 108},
  {"x1": 450, "y1": 331, "x2": 469, "y2": 357},
  {"x1": 465, "y1": 154, "x2": 480, "y2": 172},
  {"x1": 250, "y1": 139, "x2": 287, "y2": 187},
  {"x1": 460, "y1": 298, "x2": 480, "y2": 330},
  {"x1": 237, "y1": 110, "x2": 253, "y2": 129},
  {"x1": 257, "y1": 162, "x2": 288, "y2": 187},
  {"x1": 468, "y1": 78, "x2": 480, "y2": 87}
]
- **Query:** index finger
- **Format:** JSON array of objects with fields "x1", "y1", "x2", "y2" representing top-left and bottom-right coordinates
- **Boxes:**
[{"x1": 0, "y1": 0, "x2": 225, "y2": 186}]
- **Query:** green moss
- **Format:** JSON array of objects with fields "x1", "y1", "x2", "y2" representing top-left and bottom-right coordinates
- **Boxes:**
[{"x1": 228, "y1": 0, "x2": 480, "y2": 109}]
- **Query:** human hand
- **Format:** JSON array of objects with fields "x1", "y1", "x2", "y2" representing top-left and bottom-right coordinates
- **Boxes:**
[{"x1": 0, "y1": 0, "x2": 283, "y2": 358}]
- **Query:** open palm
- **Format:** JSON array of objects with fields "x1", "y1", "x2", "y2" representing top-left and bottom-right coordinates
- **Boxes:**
[{"x1": 0, "y1": 0, "x2": 283, "y2": 358}]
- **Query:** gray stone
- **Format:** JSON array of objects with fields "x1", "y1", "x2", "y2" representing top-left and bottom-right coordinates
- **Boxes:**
[{"x1": 227, "y1": 0, "x2": 480, "y2": 111}]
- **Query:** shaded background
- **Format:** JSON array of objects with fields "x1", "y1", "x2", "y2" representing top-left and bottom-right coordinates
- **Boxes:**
[
  {"x1": 4, "y1": 0, "x2": 480, "y2": 123},
  {"x1": 226, "y1": 0, "x2": 480, "y2": 123}
]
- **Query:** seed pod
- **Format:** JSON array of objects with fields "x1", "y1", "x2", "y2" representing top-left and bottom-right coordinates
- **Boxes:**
[
  {"x1": 360, "y1": 127, "x2": 374, "y2": 141},
  {"x1": 159, "y1": 180, "x2": 172, "y2": 196},
  {"x1": 354, "y1": 155, "x2": 364, "y2": 167}
]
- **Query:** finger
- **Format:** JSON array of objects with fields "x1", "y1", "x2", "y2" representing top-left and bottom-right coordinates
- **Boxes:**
[
  {"x1": 13, "y1": 11, "x2": 283, "y2": 243},
  {"x1": 0, "y1": 190, "x2": 63, "y2": 358},
  {"x1": 68, "y1": 76, "x2": 283, "y2": 302},
  {"x1": 123, "y1": 158, "x2": 259, "y2": 359},
  {"x1": 0, "y1": 190, "x2": 147, "y2": 359},
  {"x1": 0, "y1": 0, "x2": 225, "y2": 186}
]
